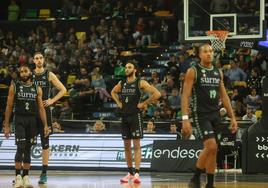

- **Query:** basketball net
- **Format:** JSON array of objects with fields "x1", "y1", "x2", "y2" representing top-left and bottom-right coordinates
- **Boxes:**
[{"x1": 206, "y1": 30, "x2": 229, "y2": 52}]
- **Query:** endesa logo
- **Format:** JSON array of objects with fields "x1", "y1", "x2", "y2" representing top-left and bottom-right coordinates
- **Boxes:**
[{"x1": 153, "y1": 147, "x2": 202, "y2": 159}]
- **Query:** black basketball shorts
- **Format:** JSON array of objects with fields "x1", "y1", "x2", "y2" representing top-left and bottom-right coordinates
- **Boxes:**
[
  {"x1": 121, "y1": 113, "x2": 143, "y2": 140},
  {"x1": 14, "y1": 115, "x2": 37, "y2": 145},
  {"x1": 192, "y1": 111, "x2": 221, "y2": 141}
]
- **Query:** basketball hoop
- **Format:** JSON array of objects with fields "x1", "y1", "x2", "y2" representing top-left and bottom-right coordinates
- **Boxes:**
[{"x1": 206, "y1": 30, "x2": 229, "y2": 51}]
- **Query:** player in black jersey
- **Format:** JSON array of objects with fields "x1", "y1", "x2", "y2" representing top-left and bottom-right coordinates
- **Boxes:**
[
  {"x1": 4, "y1": 65, "x2": 49, "y2": 188},
  {"x1": 181, "y1": 44, "x2": 237, "y2": 188},
  {"x1": 111, "y1": 61, "x2": 161, "y2": 184},
  {"x1": 33, "y1": 52, "x2": 66, "y2": 184}
]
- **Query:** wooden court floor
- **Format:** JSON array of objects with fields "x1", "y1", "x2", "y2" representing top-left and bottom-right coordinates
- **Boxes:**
[{"x1": 1, "y1": 170, "x2": 268, "y2": 188}]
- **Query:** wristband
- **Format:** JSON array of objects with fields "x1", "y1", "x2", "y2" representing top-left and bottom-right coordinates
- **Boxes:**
[{"x1": 182, "y1": 115, "x2": 189, "y2": 120}]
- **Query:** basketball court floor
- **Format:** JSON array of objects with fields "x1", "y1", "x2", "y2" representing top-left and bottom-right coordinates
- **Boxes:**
[{"x1": 1, "y1": 170, "x2": 268, "y2": 188}]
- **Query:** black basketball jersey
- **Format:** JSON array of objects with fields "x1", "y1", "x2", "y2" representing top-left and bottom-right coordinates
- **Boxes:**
[
  {"x1": 120, "y1": 78, "x2": 142, "y2": 115},
  {"x1": 191, "y1": 63, "x2": 221, "y2": 113},
  {"x1": 33, "y1": 70, "x2": 51, "y2": 100},
  {"x1": 14, "y1": 81, "x2": 38, "y2": 116}
]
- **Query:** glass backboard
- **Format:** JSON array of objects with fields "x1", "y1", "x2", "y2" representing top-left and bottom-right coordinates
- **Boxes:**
[{"x1": 184, "y1": 0, "x2": 265, "y2": 43}]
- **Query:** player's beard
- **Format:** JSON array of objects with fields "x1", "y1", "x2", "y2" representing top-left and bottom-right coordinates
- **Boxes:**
[
  {"x1": 126, "y1": 70, "x2": 134, "y2": 78},
  {"x1": 37, "y1": 63, "x2": 43, "y2": 68},
  {"x1": 20, "y1": 75, "x2": 31, "y2": 82}
]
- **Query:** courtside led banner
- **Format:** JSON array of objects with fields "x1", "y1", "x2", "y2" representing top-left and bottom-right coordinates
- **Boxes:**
[
  {"x1": 151, "y1": 140, "x2": 203, "y2": 172},
  {"x1": 0, "y1": 134, "x2": 176, "y2": 169}
]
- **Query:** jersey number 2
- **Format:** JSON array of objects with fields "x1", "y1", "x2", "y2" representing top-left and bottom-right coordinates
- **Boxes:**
[{"x1": 25, "y1": 102, "x2": 29, "y2": 110}]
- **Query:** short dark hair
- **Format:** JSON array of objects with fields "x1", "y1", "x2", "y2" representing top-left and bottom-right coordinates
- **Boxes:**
[
  {"x1": 33, "y1": 51, "x2": 43, "y2": 58},
  {"x1": 18, "y1": 64, "x2": 31, "y2": 72},
  {"x1": 127, "y1": 60, "x2": 139, "y2": 70},
  {"x1": 197, "y1": 43, "x2": 212, "y2": 56}
]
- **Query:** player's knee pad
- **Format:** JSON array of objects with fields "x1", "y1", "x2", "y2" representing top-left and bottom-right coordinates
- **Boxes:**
[
  {"x1": 42, "y1": 143, "x2": 49, "y2": 150},
  {"x1": 41, "y1": 137, "x2": 49, "y2": 150},
  {"x1": 15, "y1": 143, "x2": 25, "y2": 163},
  {"x1": 23, "y1": 144, "x2": 32, "y2": 164}
]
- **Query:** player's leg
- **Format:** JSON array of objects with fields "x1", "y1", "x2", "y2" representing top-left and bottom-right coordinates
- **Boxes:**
[
  {"x1": 203, "y1": 112, "x2": 222, "y2": 188},
  {"x1": 38, "y1": 109, "x2": 51, "y2": 184},
  {"x1": 120, "y1": 116, "x2": 134, "y2": 183},
  {"x1": 131, "y1": 113, "x2": 143, "y2": 183},
  {"x1": 22, "y1": 143, "x2": 33, "y2": 188},
  {"x1": 204, "y1": 138, "x2": 217, "y2": 188},
  {"x1": 189, "y1": 116, "x2": 215, "y2": 188},
  {"x1": 14, "y1": 116, "x2": 25, "y2": 188},
  {"x1": 23, "y1": 116, "x2": 37, "y2": 188}
]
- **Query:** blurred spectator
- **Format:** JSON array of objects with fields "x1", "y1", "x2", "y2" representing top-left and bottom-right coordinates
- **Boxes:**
[
  {"x1": 52, "y1": 122, "x2": 65, "y2": 133},
  {"x1": 8, "y1": 0, "x2": 20, "y2": 21},
  {"x1": 91, "y1": 67, "x2": 111, "y2": 102},
  {"x1": 169, "y1": 121, "x2": 182, "y2": 139},
  {"x1": 145, "y1": 20, "x2": 159, "y2": 44},
  {"x1": 210, "y1": 0, "x2": 230, "y2": 13},
  {"x1": 242, "y1": 108, "x2": 257, "y2": 123},
  {"x1": 252, "y1": 52, "x2": 267, "y2": 75},
  {"x1": 91, "y1": 120, "x2": 106, "y2": 133},
  {"x1": 230, "y1": 87, "x2": 246, "y2": 117},
  {"x1": 133, "y1": 17, "x2": 145, "y2": 46},
  {"x1": 237, "y1": 54, "x2": 249, "y2": 74},
  {"x1": 234, "y1": 0, "x2": 248, "y2": 13},
  {"x1": 61, "y1": 0, "x2": 73, "y2": 18},
  {"x1": 160, "y1": 20, "x2": 169, "y2": 45},
  {"x1": 160, "y1": 99, "x2": 173, "y2": 119},
  {"x1": 169, "y1": 121, "x2": 178, "y2": 133},
  {"x1": 220, "y1": 107, "x2": 228, "y2": 120},
  {"x1": 89, "y1": 1, "x2": 101, "y2": 17},
  {"x1": 245, "y1": 88, "x2": 261, "y2": 112},
  {"x1": 168, "y1": 88, "x2": 181, "y2": 116},
  {"x1": 224, "y1": 60, "x2": 247, "y2": 83},
  {"x1": 247, "y1": 67, "x2": 262, "y2": 94},
  {"x1": 102, "y1": 0, "x2": 112, "y2": 16},
  {"x1": 123, "y1": 19, "x2": 134, "y2": 47},
  {"x1": 167, "y1": 55, "x2": 180, "y2": 78},
  {"x1": 112, "y1": 0, "x2": 124, "y2": 18},
  {"x1": 58, "y1": 98, "x2": 73, "y2": 120},
  {"x1": 178, "y1": 54, "x2": 190, "y2": 74},
  {"x1": 144, "y1": 119, "x2": 156, "y2": 133},
  {"x1": 248, "y1": 0, "x2": 258, "y2": 15},
  {"x1": 45, "y1": 57, "x2": 57, "y2": 72},
  {"x1": 153, "y1": 108, "x2": 161, "y2": 119},
  {"x1": 69, "y1": 67, "x2": 95, "y2": 104},
  {"x1": 149, "y1": 71, "x2": 161, "y2": 86}
]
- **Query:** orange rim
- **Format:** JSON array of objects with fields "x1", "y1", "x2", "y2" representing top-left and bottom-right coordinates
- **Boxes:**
[{"x1": 206, "y1": 30, "x2": 229, "y2": 40}]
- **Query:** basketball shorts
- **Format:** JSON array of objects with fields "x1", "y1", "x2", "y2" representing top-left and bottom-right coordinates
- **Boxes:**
[
  {"x1": 121, "y1": 113, "x2": 143, "y2": 140},
  {"x1": 14, "y1": 115, "x2": 37, "y2": 145},
  {"x1": 192, "y1": 111, "x2": 221, "y2": 141}
]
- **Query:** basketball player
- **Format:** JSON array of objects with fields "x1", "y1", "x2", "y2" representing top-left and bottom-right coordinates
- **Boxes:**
[
  {"x1": 181, "y1": 44, "x2": 237, "y2": 188},
  {"x1": 4, "y1": 65, "x2": 49, "y2": 188},
  {"x1": 33, "y1": 52, "x2": 66, "y2": 184},
  {"x1": 111, "y1": 61, "x2": 161, "y2": 183}
]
